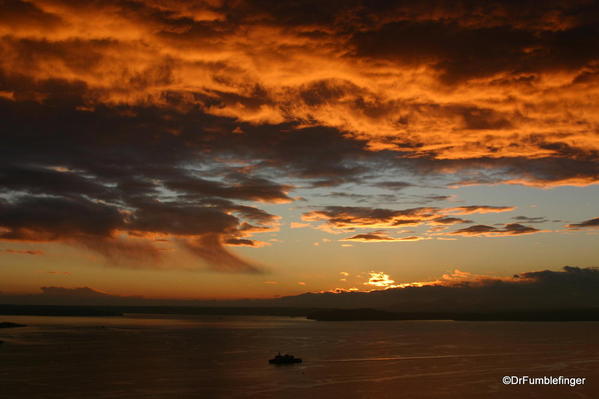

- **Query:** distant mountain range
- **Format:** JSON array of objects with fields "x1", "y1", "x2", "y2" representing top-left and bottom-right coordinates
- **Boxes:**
[{"x1": 2, "y1": 266, "x2": 598, "y2": 315}]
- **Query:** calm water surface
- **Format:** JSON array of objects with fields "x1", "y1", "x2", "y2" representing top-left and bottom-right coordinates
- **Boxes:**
[{"x1": 1, "y1": 314, "x2": 598, "y2": 398}]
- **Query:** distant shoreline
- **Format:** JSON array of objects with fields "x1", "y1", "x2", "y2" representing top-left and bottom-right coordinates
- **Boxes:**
[
  {"x1": 305, "y1": 308, "x2": 599, "y2": 322},
  {"x1": 0, "y1": 321, "x2": 27, "y2": 328},
  {"x1": 1, "y1": 304, "x2": 599, "y2": 322}
]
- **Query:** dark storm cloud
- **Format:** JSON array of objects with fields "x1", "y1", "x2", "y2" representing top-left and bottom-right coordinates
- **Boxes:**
[
  {"x1": 350, "y1": 18, "x2": 599, "y2": 84},
  {"x1": 182, "y1": 234, "x2": 262, "y2": 273},
  {"x1": 1, "y1": 71, "x2": 375, "y2": 268},
  {"x1": 0, "y1": 195, "x2": 168, "y2": 263},
  {"x1": 242, "y1": 125, "x2": 371, "y2": 187},
  {"x1": 1, "y1": 0, "x2": 598, "y2": 187},
  {"x1": 0, "y1": 196, "x2": 124, "y2": 241},
  {"x1": 0, "y1": 165, "x2": 114, "y2": 200},
  {"x1": 127, "y1": 201, "x2": 239, "y2": 236},
  {"x1": 415, "y1": 156, "x2": 599, "y2": 188},
  {"x1": 1, "y1": 0, "x2": 598, "y2": 274},
  {"x1": 351, "y1": 21, "x2": 532, "y2": 84},
  {"x1": 245, "y1": 0, "x2": 599, "y2": 84},
  {"x1": 0, "y1": 84, "x2": 381, "y2": 271},
  {"x1": 0, "y1": 104, "x2": 288, "y2": 272},
  {"x1": 0, "y1": 187, "x2": 282, "y2": 270},
  {"x1": 164, "y1": 175, "x2": 292, "y2": 203}
]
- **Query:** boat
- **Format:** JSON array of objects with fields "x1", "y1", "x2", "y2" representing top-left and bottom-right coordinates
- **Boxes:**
[{"x1": 268, "y1": 352, "x2": 302, "y2": 364}]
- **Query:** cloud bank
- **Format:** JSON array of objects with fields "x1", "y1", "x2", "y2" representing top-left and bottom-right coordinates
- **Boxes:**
[
  {"x1": 276, "y1": 266, "x2": 599, "y2": 311},
  {"x1": 2, "y1": 267, "x2": 598, "y2": 312}
]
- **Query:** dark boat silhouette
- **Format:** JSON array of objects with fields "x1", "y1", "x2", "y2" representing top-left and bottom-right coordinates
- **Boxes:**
[{"x1": 269, "y1": 352, "x2": 302, "y2": 365}]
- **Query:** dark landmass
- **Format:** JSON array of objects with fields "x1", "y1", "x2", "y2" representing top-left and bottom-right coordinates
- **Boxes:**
[
  {"x1": 306, "y1": 308, "x2": 599, "y2": 322},
  {"x1": 3, "y1": 304, "x2": 599, "y2": 321},
  {"x1": 118, "y1": 306, "x2": 314, "y2": 317},
  {"x1": 2, "y1": 267, "x2": 598, "y2": 313},
  {"x1": 0, "y1": 304, "x2": 313, "y2": 317},
  {"x1": 0, "y1": 321, "x2": 27, "y2": 328},
  {"x1": 0, "y1": 305, "x2": 124, "y2": 317}
]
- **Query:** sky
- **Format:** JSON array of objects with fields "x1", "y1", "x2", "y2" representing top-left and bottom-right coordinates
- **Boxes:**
[{"x1": 1, "y1": 0, "x2": 598, "y2": 302}]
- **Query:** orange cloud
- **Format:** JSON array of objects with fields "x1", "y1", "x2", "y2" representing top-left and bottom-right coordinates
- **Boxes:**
[
  {"x1": 1, "y1": 0, "x2": 598, "y2": 187},
  {"x1": 364, "y1": 271, "x2": 398, "y2": 288},
  {"x1": 303, "y1": 206, "x2": 439, "y2": 230},
  {"x1": 1, "y1": 0, "x2": 598, "y2": 279},
  {"x1": 350, "y1": 268, "x2": 523, "y2": 293},
  {"x1": 444, "y1": 206, "x2": 516, "y2": 215},
  {"x1": 302, "y1": 205, "x2": 515, "y2": 232}
]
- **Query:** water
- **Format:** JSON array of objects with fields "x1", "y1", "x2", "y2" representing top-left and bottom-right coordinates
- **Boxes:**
[{"x1": 1, "y1": 314, "x2": 598, "y2": 398}]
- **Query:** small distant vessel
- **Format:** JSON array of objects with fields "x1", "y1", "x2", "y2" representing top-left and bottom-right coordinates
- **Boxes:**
[{"x1": 269, "y1": 352, "x2": 302, "y2": 365}]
